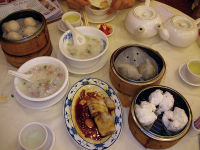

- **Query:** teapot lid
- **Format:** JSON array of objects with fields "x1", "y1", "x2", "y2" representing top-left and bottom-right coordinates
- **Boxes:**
[
  {"x1": 133, "y1": 5, "x2": 157, "y2": 20},
  {"x1": 171, "y1": 16, "x2": 194, "y2": 30}
]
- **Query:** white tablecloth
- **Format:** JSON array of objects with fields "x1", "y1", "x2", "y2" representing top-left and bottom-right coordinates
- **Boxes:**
[{"x1": 0, "y1": 1, "x2": 200, "y2": 150}]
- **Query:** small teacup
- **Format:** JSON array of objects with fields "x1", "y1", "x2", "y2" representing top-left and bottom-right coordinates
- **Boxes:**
[
  {"x1": 185, "y1": 59, "x2": 200, "y2": 84},
  {"x1": 62, "y1": 11, "x2": 82, "y2": 27},
  {"x1": 18, "y1": 122, "x2": 48, "y2": 150}
]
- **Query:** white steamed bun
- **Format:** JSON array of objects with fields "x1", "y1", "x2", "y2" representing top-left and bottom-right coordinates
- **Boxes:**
[
  {"x1": 23, "y1": 26, "x2": 37, "y2": 37},
  {"x1": 3, "y1": 20, "x2": 20, "y2": 32},
  {"x1": 24, "y1": 17, "x2": 37, "y2": 27},
  {"x1": 6, "y1": 31, "x2": 22, "y2": 40},
  {"x1": 162, "y1": 107, "x2": 188, "y2": 132},
  {"x1": 135, "y1": 101, "x2": 157, "y2": 127},
  {"x1": 157, "y1": 91, "x2": 174, "y2": 114},
  {"x1": 149, "y1": 89, "x2": 164, "y2": 106}
]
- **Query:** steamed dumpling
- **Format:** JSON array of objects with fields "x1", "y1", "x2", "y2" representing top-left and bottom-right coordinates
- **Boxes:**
[
  {"x1": 23, "y1": 26, "x2": 37, "y2": 37},
  {"x1": 162, "y1": 107, "x2": 188, "y2": 132},
  {"x1": 135, "y1": 101, "x2": 157, "y2": 127},
  {"x1": 149, "y1": 89, "x2": 164, "y2": 106},
  {"x1": 139, "y1": 58, "x2": 157, "y2": 80},
  {"x1": 6, "y1": 31, "x2": 23, "y2": 40},
  {"x1": 117, "y1": 63, "x2": 142, "y2": 80},
  {"x1": 24, "y1": 17, "x2": 37, "y2": 27},
  {"x1": 3, "y1": 20, "x2": 20, "y2": 32},
  {"x1": 157, "y1": 91, "x2": 174, "y2": 115}
]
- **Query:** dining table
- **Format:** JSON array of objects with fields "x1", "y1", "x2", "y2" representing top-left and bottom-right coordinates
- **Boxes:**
[{"x1": 0, "y1": 0, "x2": 200, "y2": 150}]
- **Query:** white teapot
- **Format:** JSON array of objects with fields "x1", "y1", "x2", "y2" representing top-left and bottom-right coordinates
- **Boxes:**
[
  {"x1": 125, "y1": 5, "x2": 162, "y2": 39},
  {"x1": 158, "y1": 15, "x2": 200, "y2": 47}
]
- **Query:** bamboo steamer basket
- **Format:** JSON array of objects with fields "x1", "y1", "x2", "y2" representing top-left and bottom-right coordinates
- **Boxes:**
[
  {"x1": 0, "y1": 9, "x2": 52, "y2": 67},
  {"x1": 109, "y1": 44, "x2": 166, "y2": 97},
  {"x1": 128, "y1": 85, "x2": 192, "y2": 149}
]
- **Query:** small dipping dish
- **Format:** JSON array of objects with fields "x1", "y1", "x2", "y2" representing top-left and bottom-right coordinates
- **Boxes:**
[{"x1": 97, "y1": 23, "x2": 113, "y2": 37}]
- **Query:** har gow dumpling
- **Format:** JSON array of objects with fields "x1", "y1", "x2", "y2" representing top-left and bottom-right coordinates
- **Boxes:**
[
  {"x1": 138, "y1": 58, "x2": 157, "y2": 80},
  {"x1": 23, "y1": 17, "x2": 37, "y2": 27},
  {"x1": 6, "y1": 31, "x2": 23, "y2": 40},
  {"x1": 117, "y1": 63, "x2": 142, "y2": 80},
  {"x1": 23, "y1": 26, "x2": 37, "y2": 37},
  {"x1": 3, "y1": 20, "x2": 20, "y2": 32}
]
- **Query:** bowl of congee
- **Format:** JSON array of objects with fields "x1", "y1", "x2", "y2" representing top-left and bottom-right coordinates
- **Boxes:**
[
  {"x1": 14, "y1": 56, "x2": 69, "y2": 102},
  {"x1": 59, "y1": 26, "x2": 108, "y2": 68}
]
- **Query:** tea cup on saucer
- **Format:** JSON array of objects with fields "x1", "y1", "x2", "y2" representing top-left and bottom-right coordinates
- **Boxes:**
[
  {"x1": 62, "y1": 11, "x2": 82, "y2": 27},
  {"x1": 185, "y1": 59, "x2": 200, "y2": 84},
  {"x1": 18, "y1": 122, "x2": 48, "y2": 150}
]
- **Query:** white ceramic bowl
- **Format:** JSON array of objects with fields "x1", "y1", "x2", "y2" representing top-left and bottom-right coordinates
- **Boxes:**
[
  {"x1": 18, "y1": 122, "x2": 48, "y2": 150},
  {"x1": 86, "y1": 5, "x2": 109, "y2": 16},
  {"x1": 59, "y1": 26, "x2": 108, "y2": 69},
  {"x1": 14, "y1": 56, "x2": 69, "y2": 102}
]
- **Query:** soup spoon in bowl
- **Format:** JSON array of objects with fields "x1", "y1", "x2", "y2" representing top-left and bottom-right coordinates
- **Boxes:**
[
  {"x1": 8, "y1": 70, "x2": 32, "y2": 82},
  {"x1": 63, "y1": 20, "x2": 86, "y2": 47}
]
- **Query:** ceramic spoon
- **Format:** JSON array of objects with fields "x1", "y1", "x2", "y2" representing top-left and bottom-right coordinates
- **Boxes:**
[
  {"x1": 8, "y1": 70, "x2": 32, "y2": 82},
  {"x1": 63, "y1": 20, "x2": 86, "y2": 47}
]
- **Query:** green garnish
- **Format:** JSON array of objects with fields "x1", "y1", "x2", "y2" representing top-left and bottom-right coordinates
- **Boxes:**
[
  {"x1": 87, "y1": 49, "x2": 91, "y2": 54},
  {"x1": 43, "y1": 65, "x2": 47, "y2": 69},
  {"x1": 11, "y1": 94, "x2": 14, "y2": 98},
  {"x1": 70, "y1": 52, "x2": 76, "y2": 56},
  {"x1": 23, "y1": 82, "x2": 26, "y2": 85}
]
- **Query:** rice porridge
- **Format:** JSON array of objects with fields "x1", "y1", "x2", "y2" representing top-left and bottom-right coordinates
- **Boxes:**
[{"x1": 18, "y1": 64, "x2": 65, "y2": 98}]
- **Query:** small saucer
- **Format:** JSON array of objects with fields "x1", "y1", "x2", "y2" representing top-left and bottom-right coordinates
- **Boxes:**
[
  {"x1": 43, "y1": 124, "x2": 56, "y2": 150},
  {"x1": 179, "y1": 63, "x2": 200, "y2": 87},
  {"x1": 14, "y1": 82, "x2": 69, "y2": 109},
  {"x1": 57, "y1": 51, "x2": 108, "y2": 75},
  {"x1": 85, "y1": 7, "x2": 116, "y2": 23},
  {"x1": 57, "y1": 20, "x2": 83, "y2": 32}
]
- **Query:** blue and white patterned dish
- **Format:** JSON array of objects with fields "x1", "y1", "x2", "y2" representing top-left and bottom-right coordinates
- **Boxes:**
[{"x1": 64, "y1": 78, "x2": 123, "y2": 150}]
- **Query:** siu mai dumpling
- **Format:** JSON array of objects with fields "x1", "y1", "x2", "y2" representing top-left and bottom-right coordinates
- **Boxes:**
[
  {"x1": 117, "y1": 63, "x2": 142, "y2": 80},
  {"x1": 94, "y1": 112, "x2": 116, "y2": 137},
  {"x1": 87, "y1": 97, "x2": 108, "y2": 117},
  {"x1": 138, "y1": 58, "x2": 157, "y2": 80}
]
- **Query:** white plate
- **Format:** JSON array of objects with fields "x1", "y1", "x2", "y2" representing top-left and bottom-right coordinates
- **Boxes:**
[
  {"x1": 14, "y1": 82, "x2": 69, "y2": 109},
  {"x1": 18, "y1": 123, "x2": 55, "y2": 150},
  {"x1": 57, "y1": 20, "x2": 83, "y2": 32},
  {"x1": 57, "y1": 51, "x2": 108, "y2": 75},
  {"x1": 179, "y1": 63, "x2": 200, "y2": 87},
  {"x1": 64, "y1": 78, "x2": 123, "y2": 150},
  {"x1": 85, "y1": 7, "x2": 116, "y2": 23}
]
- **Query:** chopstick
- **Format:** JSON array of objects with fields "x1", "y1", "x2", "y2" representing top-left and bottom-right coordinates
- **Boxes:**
[{"x1": 82, "y1": 9, "x2": 89, "y2": 26}]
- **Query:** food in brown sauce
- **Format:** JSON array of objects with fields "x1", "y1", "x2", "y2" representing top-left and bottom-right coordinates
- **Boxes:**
[{"x1": 75, "y1": 88, "x2": 116, "y2": 141}]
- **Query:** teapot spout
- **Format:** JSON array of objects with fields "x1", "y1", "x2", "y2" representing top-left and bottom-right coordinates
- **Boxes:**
[
  {"x1": 157, "y1": 24, "x2": 169, "y2": 41},
  {"x1": 195, "y1": 18, "x2": 200, "y2": 28}
]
